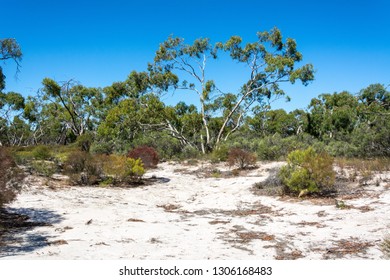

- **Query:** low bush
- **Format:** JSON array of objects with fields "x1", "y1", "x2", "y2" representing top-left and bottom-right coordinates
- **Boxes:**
[
  {"x1": 256, "y1": 134, "x2": 318, "y2": 161},
  {"x1": 324, "y1": 140, "x2": 359, "y2": 157},
  {"x1": 13, "y1": 150, "x2": 35, "y2": 164},
  {"x1": 64, "y1": 151, "x2": 103, "y2": 185},
  {"x1": 381, "y1": 235, "x2": 390, "y2": 259},
  {"x1": 128, "y1": 145, "x2": 159, "y2": 169},
  {"x1": 30, "y1": 160, "x2": 57, "y2": 177},
  {"x1": 179, "y1": 145, "x2": 201, "y2": 160},
  {"x1": 0, "y1": 148, "x2": 24, "y2": 207},
  {"x1": 279, "y1": 147, "x2": 335, "y2": 197},
  {"x1": 102, "y1": 155, "x2": 145, "y2": 184},
  {"x1": 76, "y1": 133, "x2": 94, "y2": 152},
  {"x1": 32, "y1": 145, "x2": 52, "y2": 160},
  {"x1": 90, "y1": 141, "x2": 113, "y2": 155},
  {"x1": 227, "y1": 148, "x2": 257, "y2": 169},
  {"x1": 132, "y1": 132, "x2": 182, "y2": 160},
  {"x1": 210, "y1": 145, "x2": 229, "y2": 163}
]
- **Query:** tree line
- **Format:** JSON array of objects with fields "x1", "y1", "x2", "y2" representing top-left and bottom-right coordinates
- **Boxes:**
[{"x1": 1, "y1": 28, "x2": 389, "y2": 159}]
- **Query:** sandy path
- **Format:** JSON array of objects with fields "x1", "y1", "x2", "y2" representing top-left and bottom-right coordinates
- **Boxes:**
[{"x1": 1, "y1": 161, "x2": 389, "y2": 259}]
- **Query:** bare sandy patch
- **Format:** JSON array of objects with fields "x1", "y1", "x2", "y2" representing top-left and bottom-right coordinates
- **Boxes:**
[{"x1": 1, "y1": 161, "x2": 389, "y2": 260}]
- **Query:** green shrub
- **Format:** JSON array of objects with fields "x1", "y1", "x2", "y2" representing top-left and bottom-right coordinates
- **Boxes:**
[
  {"x1": 13, "y1": 150, "x2": 35, "y2": 164},
  {"x1": 325, "y1": 140, "x2": 359, "y2": 157},
  {"x1": 76, "y1": 133, "x2": 94, "y2": 152},
  {"x1": 227, "y1": 148, "x2": 257, "y2": 169},
  {"x1": 32, "y1": 145, "x2": 52, "y2": 160},
  {"x1": 210, "y1": 145, "x2": 229, "y2": 163},
  {"x1": 90, "y1": 141, "x2": 113, "y2": 155},
  {"x1": 180, "y1": 145, "x2": 201, "y2": 160},
  {"x1": 102, "y1": 155, "x2": 145, "y2": 183},
  {"x1": 279, "y1": 147, "x2": 335, "y2": 196},
  {"x1": 256, "y1": 134, "x2": 318, "y2": 160},
  {"x1": 132, "y1": 132, "x2": 182, "y2": 160},
  {"x1": 30, "y1": 160, "x2": 57, "y2": 177}
]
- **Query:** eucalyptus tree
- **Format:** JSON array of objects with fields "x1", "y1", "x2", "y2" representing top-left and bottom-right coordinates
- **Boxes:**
[
  {"x1": 0, "y1": 91, "x2": 26, "y2": 145},
  {"x1": 0, "y1": 38, "x2": 23, "y2": 145},
  {"x1": 0, "y1": 38, "x2": 22, "y2": 92},
  {"x1": 307, "y1": 91, "x2": 359, "y2": 140},
  {"x1": 150, "y1": 27, "x2": 314, "y2": 152},
  {"x1": 39, "y1": 78, "x2": 104, "y2": 143},
  {"x1": 354, "y1": 84, "x2": 390, "y2": 156}
]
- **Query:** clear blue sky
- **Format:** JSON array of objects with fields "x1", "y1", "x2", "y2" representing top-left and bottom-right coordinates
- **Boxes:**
[{"x1": 2, "y1": 0, "x2": 389, "y2": 111}]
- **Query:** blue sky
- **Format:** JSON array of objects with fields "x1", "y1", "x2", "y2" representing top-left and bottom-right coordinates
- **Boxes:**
[{"x1": 2, "y1": 0, "x2": 389, "y2": 111}]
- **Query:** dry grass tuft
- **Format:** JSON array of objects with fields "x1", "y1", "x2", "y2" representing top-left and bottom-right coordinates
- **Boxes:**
[
  {"x1": 324, "y1": 238, "x2": 374, "y2": 259},
  {"x1": 380, "y1": 235, "x2": 390, "y2": 259}
]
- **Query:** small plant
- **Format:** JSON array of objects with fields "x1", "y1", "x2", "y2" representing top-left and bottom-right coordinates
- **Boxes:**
[
  {"x1": 32, "y1": 145, "x2": 52, "y2": 160},
  {"x1": 76, "y1": 133, "x2": 94, "y2": 152},
  {"x1": 279, "y1": 147, "x2": 335, "y2": 197},
  {"x1": 231, "y1": 169, "x2": 240, "y2": 176},
  {"x1": 64, "y1": 151, "x2": 103, "y2": 185},
  {"x1": 186, "y1": 159, "x2": 199, "y2": 166},
  {"x1": 103, "y1": 155, "x2": 145, "y2": 184},
  {"x1": 227, "y1": 148, "x2": 257, "y2": 169},
  {"x1": 210, "y1": 145, "x2": 229, "y2": 163},
  {"x1": 128, "y1": 145, "x2": 159, "y2": 169},
  {"x1": 381, "y1": 235, "x2": 390, "y2": 259},
  {"x1": 0, "y1": 148, "x2": 24, "y2": 207},
  {"x1": 211, "y1": 168, "x2": 222, "y2": 178},
  {"x1": 30, "y1": 160, "x2": 57, "y2": 177}
]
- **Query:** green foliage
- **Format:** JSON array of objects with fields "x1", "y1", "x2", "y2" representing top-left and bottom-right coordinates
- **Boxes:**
[
  {"x1": 210, "y1": 145, "x2": 229, "y2": 162},
  {"x1": 76, "y1": 133, "x2": 94, "y2": 152},
  {"x1": 12, "y1": 149, "x2": 35, "y2": 164},
  {"x1": 131, "y1": 131, "x2": 182, "y2": 160},
  {"x1": 256, "y1": 133, "x2": 318, "y2": 160},
  {"x1": 151, "y1": 27, "x2": 314, "y2": 151},
  {"x1": 180, "y1": 145, "x2": 202, "y2": 160},
  {"x1": 0, "y1": 38, "x2": 22, "y2": 92},
  {"x1": 102, "y1": 155, "x2": 145, "y2": 184},
  {"x1": 30, "y1": 160, "x2": 57, "y2": 177},
  {"x1": 279, "y1": 147, "x2": 335, "y2": 196},
  {"x1": 32, "y1": 145, "x2": 52, "y2": 160},
  {"x1": 324, "y1": 140, "x2": 359, "y2": 157},
  {"x1": 90, "y1": 141, "x2": 113, "y2": 155}
]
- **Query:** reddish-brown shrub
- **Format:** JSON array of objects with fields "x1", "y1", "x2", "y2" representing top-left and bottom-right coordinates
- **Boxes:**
[
  {"x1": 227, "y1": 148, "x2": 257, "y2": 169},
  {"x1": 0, "y1": 147, "x2": 23, "y2": 207},
  {"x1": 127, "y1": 146, "x2": 159, "y2": 169},
  {"x1": 64, "y1": 151, "x2": 103, "y2": 185}
]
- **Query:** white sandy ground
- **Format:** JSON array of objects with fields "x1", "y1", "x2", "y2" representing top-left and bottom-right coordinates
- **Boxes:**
[{"x1": 1, "y1": 161, "x2": 389, "y2": 260}]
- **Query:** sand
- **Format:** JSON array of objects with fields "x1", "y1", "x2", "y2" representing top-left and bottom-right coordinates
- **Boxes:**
[{"x1": 1, "y1": 161, "x2": 389, "y2": 260}]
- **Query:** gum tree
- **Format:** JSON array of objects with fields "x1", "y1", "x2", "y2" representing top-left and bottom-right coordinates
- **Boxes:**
[
  {"x1": 0, "y1": 38, "x2": 23, "y2": 145},
  {"x1": 151, "y1": 27, "x2": 314, "y2": 152}
]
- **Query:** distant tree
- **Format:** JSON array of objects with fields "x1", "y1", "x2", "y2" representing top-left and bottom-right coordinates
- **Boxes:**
[
  {"x1": 353, "y1": 84, "x2": 390, "y2": 156},
  {"x1": 150, "y1": 27, "x2": 314, "y2": 152},
  {"x1": 0, "y1": 91, "x2": 26, "y2": 145},
  {"x1": 307, "y1": 91, "x2": 359, "y2": 140},
  {"x1": 39, "y1": 78, "x2": 104, "y2": 142},
  {"x1": 0, "y1": 38, "x2": 23, "y2": 145},
  {"x1": 249, "y1": 108, "x2": 302, "y2": 137},
  {"x1": 0, "y1": 38, "x2": 22, "y2": 92},
  {"x1": 359, "y1": 83, "x2": 389, "y2": 110}
]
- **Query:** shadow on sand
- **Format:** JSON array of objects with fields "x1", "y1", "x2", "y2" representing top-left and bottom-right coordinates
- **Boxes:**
[{"x1": 0, "y1": 207, "x2": 63, "y2": 258}]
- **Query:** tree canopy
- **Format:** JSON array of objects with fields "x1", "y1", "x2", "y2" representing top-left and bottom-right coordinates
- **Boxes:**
[{"x1": 1, "y1": 31, "x2": 389, "y2": 158}]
